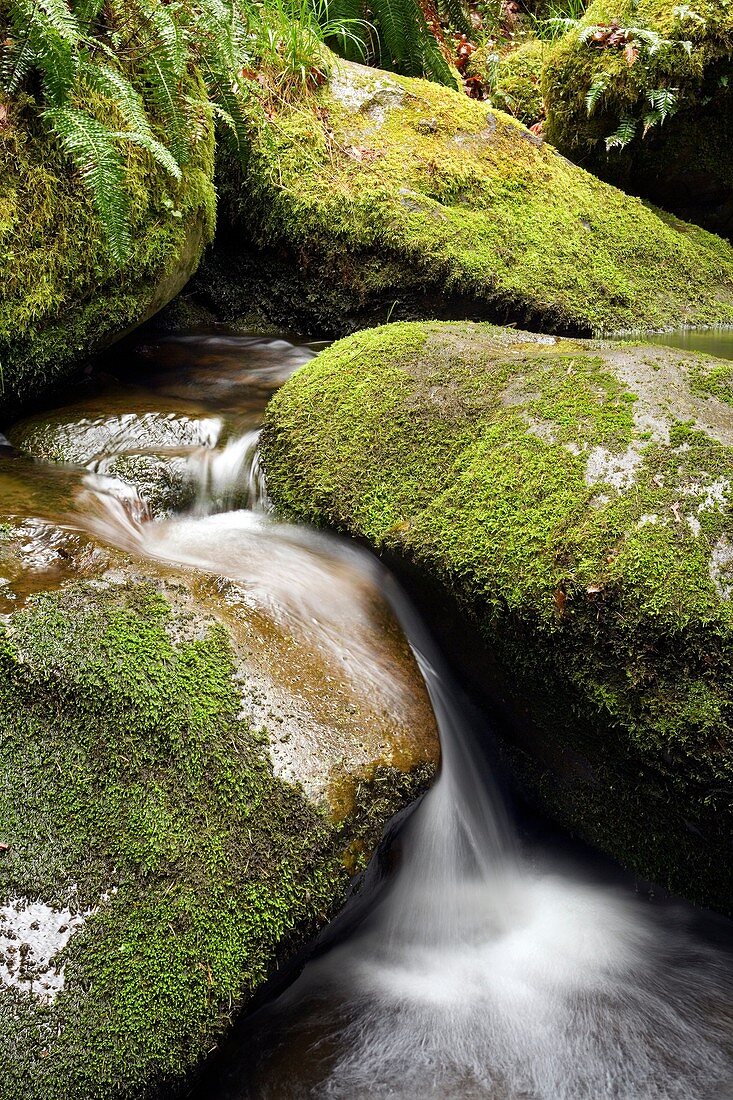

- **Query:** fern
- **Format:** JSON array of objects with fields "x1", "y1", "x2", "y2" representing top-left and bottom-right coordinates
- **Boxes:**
[
  {"x1": 318, "y1": 0, "x2": 459, "y2": 86},
  {"x1": 43, "y1": 104, "x2": 132, "y2": 264},
  {"x1": 605, "y1": 114, "x2": 637, "y2": 150},
  {"x1": 642, "y1": 86, "x2": 679, "y2": 134},
  {"x1": 439, "y1": 0, "x2": 471, "y2": 37},
  {"x1": 647, "y1": 86, "x2": 679, "y2": 118},
  {"x1": 585, "y1": 73, "x2": 608, "y2": 115},
  {"x1": 3, "y1": 0, "x2": 254, "y2": 263}
]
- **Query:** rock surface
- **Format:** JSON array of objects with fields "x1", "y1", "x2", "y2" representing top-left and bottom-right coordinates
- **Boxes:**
[
  {"x1": 0, "y1": 463, "x2": 439, "y2": 1099},
  {"x1": 205, "y1": 54, "x2": 733, "y2": 337},
  {"x1": 262, "y1": 320, "x2": 733, "y2": 911}
]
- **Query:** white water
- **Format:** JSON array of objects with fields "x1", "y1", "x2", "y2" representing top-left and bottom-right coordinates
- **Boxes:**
[
  {"x1": 45, "y1": 333, "x2": 732, "y2": 1100},
  {"x1": 243, "y1": 584, "x2": 733, "y2": 1100}
]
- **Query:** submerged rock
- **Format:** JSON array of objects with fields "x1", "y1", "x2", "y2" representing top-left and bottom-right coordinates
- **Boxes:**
[
  {"x1": 0, "y1": 497, "x2": 438, "y2": 1098},
  {"x1": 544, "y1": 0, "x2": 733, "y2": 235},
  {"x1": 262, "y1": 321, "x2": 733, "y2": 911},
  {"x1": 7, "y1": 400, "x2": 223, "y2": 518},
  {"x1": 207, "y1": 54, "x2": 733, "y2": 337}
]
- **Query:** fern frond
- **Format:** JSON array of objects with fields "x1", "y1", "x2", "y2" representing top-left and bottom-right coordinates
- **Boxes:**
[
  {"x1": 73, "y1": 0, "x2": 107, "y2": 36},
  {"x1": 139, "y1": 52, "x2": 190, "y2": 163},
  {"x1": 112, "y1": 130, "x2": 182, "y2": 178},
  {"x1": 9, "y1": 0, "x2": 78, "y2": 102},
  {"x1": 438, "y1": 0, "x2": 471, "y2": 38},
  {"x1": 0, "y1": 29, "x2": 36, "y2": 95},
  {"x1": 131, "y1": 0, "x2": 187, "y2": 79},
  {"x1": 647, "y1": 86, "x2": 678, "y2": 118},
  {"x1": 33, "y1": 0, "x2": 81, "y2": 44},
  {"x1": 605, "y1": 115, "x2": 637, "y2": 150},
  {"x1": 585, "y1": 74, "x2": 608, "y2": 116},
  {"x1": 43, "y1": 105, "x2": 131, "y2": 264}
]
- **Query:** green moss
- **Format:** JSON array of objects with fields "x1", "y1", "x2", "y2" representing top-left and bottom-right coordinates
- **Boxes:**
[
  {"x1": 210, "y1": 54, "x2": 733, "y2": 338},
  {"x1": 0, "y1": 72, "x2": 216, "y2": 421},
  {"x1": 543, "y1": 0, "x2": 733, "y2": 232},
  {"x1": 262, "y1": 321, "x2": 733, "y2": 910},
  {"x1": 0, "y1": 578, "x2": 428, "y2": 1098},
  {"x1": 471, "y1": 40, "x2": 546, "y2": 125}
]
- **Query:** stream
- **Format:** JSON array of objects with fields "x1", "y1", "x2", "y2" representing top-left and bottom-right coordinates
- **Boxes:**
[{"x1": 3, "y1": 326, "x2": 733, "y2": 1100}]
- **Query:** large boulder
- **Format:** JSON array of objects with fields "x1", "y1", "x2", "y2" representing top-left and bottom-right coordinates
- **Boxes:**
[
  {"x1": 0, "y1": 75, "x2": 215, "y2": 420},
  {"x1": 262, "y1": 320, "x2": 733, "y2": 911},
  {"x1": 204, "y1": 54, "x2": 733, "y2": 337},
  {"x1": 0, "y1": 465, "x2": 438, "y2": 1099},
  {"x1": 544, "y1": 0, "x2": 733, "y2": 234}
]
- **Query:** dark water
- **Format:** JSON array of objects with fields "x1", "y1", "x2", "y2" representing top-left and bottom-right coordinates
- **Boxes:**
[
  {"x1": 644, "y1": 328, "x2": 733, "y2": 361},
  {"x1": 3, "y1": 326, "x2": 733, "y2": 1100}
]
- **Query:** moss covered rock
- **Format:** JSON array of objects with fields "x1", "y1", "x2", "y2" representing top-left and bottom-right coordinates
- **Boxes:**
[
  {"x1": 262, "y1": 320, "x2": 733, "y2": 911},
  {"x1": 468, "y1": 40, "x2": 546, "y2": 126},
  {"x1": 544, "y1": 0, "x2": 733, "y2": 234},
  {"x1": 206, "y1": 54, "x2": 733, "y2": 338},
  {"x1": 0, "y1": 81, "x2": 215, "y2": 420},
  {"x1": 0, "y1": 482, "x2": 438, "y2": 1098}
]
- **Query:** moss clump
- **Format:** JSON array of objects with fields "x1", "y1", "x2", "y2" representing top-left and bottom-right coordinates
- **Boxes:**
[
  {"x1": 0, "y1": 75, "x2": 216, "y2": 421},
  {"x1": 208, "y1": 54, "x2": 733, "y2": 338},
  {"x1": 0, "y1": 571, "x2": 432, "y2": 1099},
  {"x1": 262, "y1": 321, "x2": 733, "y2": 911},
  {"x1": 544, "y1": 0, "x2": 733, "y2": 234},
  {"x1": 469, "y1": 40, "x2": 546, "y2": 126}
]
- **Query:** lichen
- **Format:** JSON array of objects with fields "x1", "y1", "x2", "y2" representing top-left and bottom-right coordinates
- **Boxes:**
[{"x1": 262, "y1": 321, "x2": 733, "y2": 911}]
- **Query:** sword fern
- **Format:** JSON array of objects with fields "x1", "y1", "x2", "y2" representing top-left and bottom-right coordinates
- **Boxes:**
[{"x1": 1, "y1": 0, "x2": 251, "y2": 263}]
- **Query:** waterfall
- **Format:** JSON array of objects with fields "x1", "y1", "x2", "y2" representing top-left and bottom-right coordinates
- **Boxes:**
[{"x1": 234, "y1": 566, "x2": 733, "y2": 1100}]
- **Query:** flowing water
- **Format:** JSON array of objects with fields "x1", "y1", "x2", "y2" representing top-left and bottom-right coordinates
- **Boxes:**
[{"x1": 2, "y1": 327, "x2": 732, "y2": 1100}]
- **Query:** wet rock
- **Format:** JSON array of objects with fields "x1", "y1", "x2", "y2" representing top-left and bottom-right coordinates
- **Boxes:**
[
  {"x1": 262, "y1": 320, "x2": 733, "y2": 912},
  {"x1": 8, "y1": 403, "x2": 224, "y2": 518},
  {"x1": 0, "y1": 504, "x2": 438, "y2": 1099},
  {"x1": 205, "y1": 54, "x2": 733, "y2": 337}
]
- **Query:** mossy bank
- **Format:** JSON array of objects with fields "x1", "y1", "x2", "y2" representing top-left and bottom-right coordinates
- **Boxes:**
[
  {"x1": 544, "y1": 0, "x2": 733, "y2": 234},
  {"x1": 262, "y1": 321, "x2": 733, "y2": 912},
  {"x1": 0, "y1": 22, "x2": 216, "y2": 421},
  {"x1": 203, "y1": 54, "x2": 733, "y2": 338},
  {"x1": 0, "y1": 505, "x2": 438, "y2": 1099}
]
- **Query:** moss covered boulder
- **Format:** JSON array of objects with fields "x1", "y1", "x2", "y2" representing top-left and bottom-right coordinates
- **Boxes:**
[
  {"x1": 0, "y1": 80, "x2": 215, "y2": 420},
  {"x1": 0, "y1": 480, "x2": 438, "y2": 1098},
  {"x1": 468, "y1": 40, "x2": 546, "y2": 127},
  {"x1": 206, "y1": 54, "x2": 733, "y2": 337},
  {"x1": 262, "y1": 320, "x2": 733, "y2": 911},
  {"x1": 544, "y1": 0, "x2": 733, "y2": 234}
]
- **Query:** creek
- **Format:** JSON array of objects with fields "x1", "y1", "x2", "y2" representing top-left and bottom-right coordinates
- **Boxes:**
[{"x1": 2, "y1": 326, "x2": 732, "y2": 1100}]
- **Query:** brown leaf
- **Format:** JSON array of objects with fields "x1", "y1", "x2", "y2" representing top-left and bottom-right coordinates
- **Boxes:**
[{"x1": 624, "y1": 43, "x2": 639, "y2": 65}]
